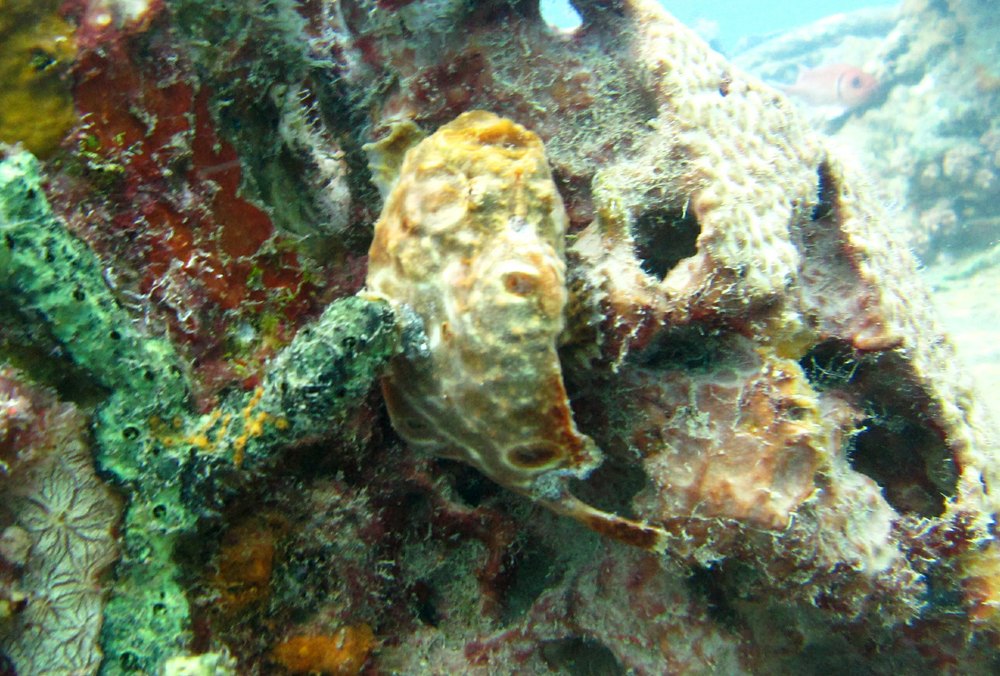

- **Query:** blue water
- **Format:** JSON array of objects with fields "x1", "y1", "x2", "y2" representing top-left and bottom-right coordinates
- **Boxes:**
[{"x1": 540, "y1": 0, "x2": 899, "y2": 53}]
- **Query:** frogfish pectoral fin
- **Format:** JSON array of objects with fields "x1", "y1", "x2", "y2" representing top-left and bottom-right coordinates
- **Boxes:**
[{"x1": 540, "y1": 487, "x2": 669, "y2": 554}]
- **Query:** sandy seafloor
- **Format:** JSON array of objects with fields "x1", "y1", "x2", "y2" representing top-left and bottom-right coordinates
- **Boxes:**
[{"x1": 926, "y1": 251, "x2": 1000, "y2": 424}]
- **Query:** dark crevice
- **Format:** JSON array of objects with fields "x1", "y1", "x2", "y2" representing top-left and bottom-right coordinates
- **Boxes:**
[
  {"x1": 0, "y1": 301, "x2": 109, "y2": 406},
  {"x1": 628, "y1": 324, "x2": 743, "y2": 373},
  {"x1": 800, "y1": 339, "x2": 869, "y2": 391},
  {"x1": 812, "y1": 162, "x2": 838, "y2": 221},
  {"x1": 497, "y1": 535, "x2": 558, "y2": 623},
  {"x1": 443, "y1": 460, "x2": 502, "y2": 507},
  {"x1": 800, "y1": 342, "x2": 958, "y2": 517},
  {"x1": 631, "y1": 205, "x2": 700, "y2": 280},
  {"x1": 571, "y1": 456, "x2": 648, "y2": 518},
  {"x1": 540, "y1": 637, "x2": 626, "y2": 676},
  {"x1": 848, "y1": 395, "x2": 957, "y2": 517},
  {"x1": 686, "y1": 563, "x2": 743, "y2": 630},
  {"x1": 409, "y1": 580, "x2": 441, "y2": 626}
]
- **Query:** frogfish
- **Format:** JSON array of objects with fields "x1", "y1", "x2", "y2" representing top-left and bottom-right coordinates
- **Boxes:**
[
  {"x1": 366, "y1": 111, "x2": 669, "y2": 552},
  {"x1": 781, "y1": 63, "x2": 880, "y2": 109}
]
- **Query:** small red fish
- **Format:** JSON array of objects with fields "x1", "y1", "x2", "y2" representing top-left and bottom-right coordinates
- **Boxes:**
[{"x1": 781, "y1": 63, "x2": 880, "y2": 109}]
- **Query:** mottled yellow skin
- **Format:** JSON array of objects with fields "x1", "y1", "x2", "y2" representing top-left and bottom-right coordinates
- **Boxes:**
[
  {"x1": 367, "y1": 111, "x2": 667, "y2": 551},
  {"x1": 0, "y1": 0, "x2": 77, "y2": 157}
]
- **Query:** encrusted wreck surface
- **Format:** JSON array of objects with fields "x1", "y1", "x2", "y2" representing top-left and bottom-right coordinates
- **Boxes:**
[
  {"x1": 0, "y1": 0, "x2": 997, "y2": 674},
  {"x1": 738, "y1": 0, "x2": 1000, "y2": 425}
]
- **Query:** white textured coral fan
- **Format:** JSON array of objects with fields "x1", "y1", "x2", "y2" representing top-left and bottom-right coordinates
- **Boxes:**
[{"x1": 0, "y1": 380, "x2": 120, "y2": 675}]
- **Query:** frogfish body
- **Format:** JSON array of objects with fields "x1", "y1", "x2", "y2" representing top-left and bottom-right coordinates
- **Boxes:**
[
  {"x1": 366, "y1": 111, "x2": 668, "y2": 552},
  {"x1": 782, "y1": 63, "x2": 880, "y2": 109}
]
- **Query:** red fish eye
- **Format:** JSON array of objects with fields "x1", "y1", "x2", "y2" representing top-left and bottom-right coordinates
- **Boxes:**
[{"x1": 851, "y1": 76, "x2": 863, "y2": 88}]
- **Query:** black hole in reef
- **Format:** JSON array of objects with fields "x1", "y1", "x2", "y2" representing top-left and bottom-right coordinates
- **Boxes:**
[
  {"x1": 686, "y1": 563, "x2": 742, "y2": 630},
  {"x1": 540, "y1": 637, "x2": 626, "y2": 676},
  {"x1": 445, "y1": 460, "x2": 500, "y2": 507},
  {"x1": 499, "y1": 535, "x2": 558, "y2": 624},
  {"x1": 848, "y1": 403, "x2": 957, "y2": 518},
  {"x1": 119, "y1": 651, "x2": 141, "y2": 671},
  {"x1": 410, "y1": 580, "x2": 440, "y2": 627},
  {"x1": 812, "y1": 162, "x2": 838, "y2": 221},
  {"x1": 631, "y1": 205, "x2": 700, "y2": 280},
  {"x1": 799, "y1": 339, "x2": 864, "y2": 391},
  {"x1": 801, "y1": 343, "x2": 958, "y2": 518},
  {"x1": 570, "y1": 454, "x2": 650, "y2": 520},
  {"x1": 629, "y1": 324, "x2": 736, "y2": 373}
]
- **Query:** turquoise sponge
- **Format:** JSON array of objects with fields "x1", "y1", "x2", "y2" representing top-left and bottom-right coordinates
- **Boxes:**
[
  {"x1": 2, "y1": 149, "x2": 404, "y2": 674},
  {"x1": 0, "y1": 150, "x2": 187, "y2": 405}
]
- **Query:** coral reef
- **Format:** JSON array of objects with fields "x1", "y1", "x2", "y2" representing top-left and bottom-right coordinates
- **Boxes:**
[
  {"x1": 738, "y1": 0, "x2": 1000, "y2": 265},
  {"x1": 0, "y1": 0, "x2": 997, "y2": 674},
  {"x1": 841, "y1": 0, "x2": 1000, "y2": 428},
  {"x1": 732, "y1": 0, "x2": 1000, "y2": 482},
  {"x1": 93, "y1": 291, "x2": 399, "y2": 674},
  {"x1": 870, "y1": 0, "x2": 1000, "y2": 262}
]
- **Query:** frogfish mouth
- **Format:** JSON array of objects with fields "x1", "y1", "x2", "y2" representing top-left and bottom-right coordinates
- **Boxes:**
[{"x1": 366, "y1": 111, "x2": 668, "y2": 552}]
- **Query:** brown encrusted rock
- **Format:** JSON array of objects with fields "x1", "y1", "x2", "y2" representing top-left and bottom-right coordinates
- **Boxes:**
[{"x1": 563, "y1": 0, "x2": 997, "y2": 620}]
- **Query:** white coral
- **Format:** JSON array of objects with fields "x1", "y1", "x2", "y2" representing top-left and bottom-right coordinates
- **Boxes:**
[{"x1": 0, "y1": 419, "x2": 120, "y2": 676}]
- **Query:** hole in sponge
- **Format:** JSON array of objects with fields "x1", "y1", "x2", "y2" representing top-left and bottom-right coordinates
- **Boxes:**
[
  {"x1": 800, "y1": 342, "x2": 958, "y2": 517},
  {"x1": 631, "y1": 205, "x2": 700, "y2": 280},
  {"x1": 540, "y1": 637, "x2": 626, "y2": 676},
  {"x1": 502, "y1": 270, "x2": 538, "y2": 296},
  {"x1": 848, "y1": 402, "x2": 957, "y2": 517},
  {"x1": 800, "y1": 339, "x2": 866, "y2": 391},
  {"x1": 812, "y1": 161, "x2": 838, "y2": 221}
]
